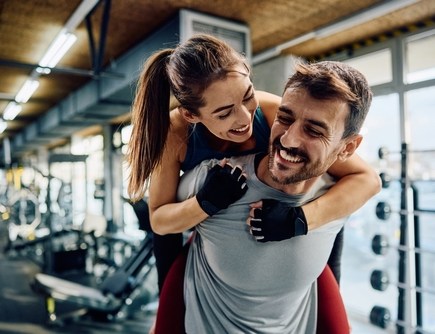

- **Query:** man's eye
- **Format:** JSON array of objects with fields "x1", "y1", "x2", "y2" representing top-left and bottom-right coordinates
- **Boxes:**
[
  {"x1": 277, "y1": 116, "x2": 293, "y2": 124},
  {"x1": 307, "y1": 128, "x2": 323, "y2": 137}
]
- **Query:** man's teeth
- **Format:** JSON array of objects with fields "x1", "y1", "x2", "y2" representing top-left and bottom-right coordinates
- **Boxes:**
[
  {"x1": 232, "y1": 125, "x2": 249, "y2": 132},
  {"x1": 279, "y1": 150, "x2": 303, "y2": 163}
]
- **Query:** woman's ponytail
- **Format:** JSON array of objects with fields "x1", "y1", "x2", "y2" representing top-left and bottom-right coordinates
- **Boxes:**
[{"x1": 127, "y1": 49, "x2": 173, "y2": 201}]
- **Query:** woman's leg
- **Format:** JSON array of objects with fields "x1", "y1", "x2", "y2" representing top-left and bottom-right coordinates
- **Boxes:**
[
  {"x1": 153, "y1": 233, "x2": 184, "y2": 292},
  {"x1": 154, "y1": 242, "x2": 189, "y2": 334},
  {"x1": 316, "y1": 265, "x2": 350, "y2": 334},
  {"x1": 327, "y1": 226, "x2": 344, "y2": 284}
]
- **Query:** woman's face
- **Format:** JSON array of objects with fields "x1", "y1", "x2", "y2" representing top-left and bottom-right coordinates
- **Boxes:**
[{"x1": 192, "y1": 67, "x2": 258, "y2": 143}]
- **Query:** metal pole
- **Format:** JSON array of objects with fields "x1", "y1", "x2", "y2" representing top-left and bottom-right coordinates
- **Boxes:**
[
  {"x1": 397, "y1": 143, "x2": 418, "y2": 334},
  {"x1": 412, "y1": 184, "x2": 423, "y2": 333}
]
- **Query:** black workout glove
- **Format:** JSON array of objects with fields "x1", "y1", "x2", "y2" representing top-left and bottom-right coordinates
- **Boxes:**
[
  {"x1": 250, "y1": 199, "x2": 308, "y2": 242},
  {"x1": 196, "y1": 164, "x2": 248, "y2": 216}
]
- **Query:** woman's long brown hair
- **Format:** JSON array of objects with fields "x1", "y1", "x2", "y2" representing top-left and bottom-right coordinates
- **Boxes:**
[{"x1": 126, "y1": 34, "x2": 249, "y2": 201}]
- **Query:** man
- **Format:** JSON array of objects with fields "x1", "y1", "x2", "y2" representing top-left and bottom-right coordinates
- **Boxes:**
[{"x1": 175, "y1": 61, "x2": 372, "y2": 333}]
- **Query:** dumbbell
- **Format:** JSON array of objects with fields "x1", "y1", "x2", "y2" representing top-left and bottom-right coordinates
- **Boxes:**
[
  {"x1": 378, "y1": 171, "x2": 435, "y2": 189},
  {"x1": 379, "y1": 172, "x2": 391, "y2": 189},
  {"x1": 370, "y1": 305, "x2": 429, "y2": 332},
  {"x1": 370, "y1": 269, "x2": 435, "y2": 294},
  {"x1": 375, "y1": 201, "x2": 392, "y2": 220},
  {"x1": 371, "y1": 234, "x2": 389, "y2": 255},
  {"x1": 371, "y1": 234, "x2": 435, "y2": 256},
  {"x1": 376, "y1": 201, "x2": 435, "y2": 220},
  {"x1": 378, "y1": 146, "x2": 435, "y2": 160},
  {"x1": 370, "y1": 305, "x2": 391, "y2": 329},
  {"x1": 370, "y1": 269, "x2": 390, "y2": 291},
  {"x1": 378, "y1": 147, "x2": 390, "y2": 160}
]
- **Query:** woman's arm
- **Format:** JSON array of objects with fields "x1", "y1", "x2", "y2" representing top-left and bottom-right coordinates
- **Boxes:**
[
  {"x1": 149, "y1": 170, "x2": 208, "y2": 235},
  {"x1": 148, "y1": 114, "x2": 208, "y2": 235},
  {"x1": 303, "y1": 153, "x2": 381, "y2": 231},
  {"x1": 256, "y1": 90, "x2": 281, "y2": 127}
]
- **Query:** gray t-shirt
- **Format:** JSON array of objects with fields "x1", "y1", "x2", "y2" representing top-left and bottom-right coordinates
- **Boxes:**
[{"x1": 177, "y1": 154, "x2": 344, "y2": 334}]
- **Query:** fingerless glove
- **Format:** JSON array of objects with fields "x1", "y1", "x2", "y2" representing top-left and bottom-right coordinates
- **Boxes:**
[
  {"x1": 250, "y1": 199, "x2": 307, "y2": 242},
  {"x1": 196, "y1": 164, "x2": 248, "y2": 216}
]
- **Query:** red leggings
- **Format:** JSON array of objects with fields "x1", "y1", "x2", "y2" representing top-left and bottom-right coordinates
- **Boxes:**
[{"x1": 155, "y1": 244, "x2": 349, "y2": 334}]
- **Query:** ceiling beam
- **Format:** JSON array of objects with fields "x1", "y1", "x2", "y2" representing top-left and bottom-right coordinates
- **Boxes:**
[{"x1": 0, "y1": 58, "x2": 124, "y2": 79}]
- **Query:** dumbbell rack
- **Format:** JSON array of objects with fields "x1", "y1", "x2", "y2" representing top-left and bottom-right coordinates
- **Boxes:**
[{"x1": 371, "y1": 143, "x2": 429, "y2": 333}]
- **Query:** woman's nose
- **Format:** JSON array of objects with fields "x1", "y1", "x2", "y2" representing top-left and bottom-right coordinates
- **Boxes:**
[{"x1": 235, "y1": 104, "x2": 253, "y2": 122}]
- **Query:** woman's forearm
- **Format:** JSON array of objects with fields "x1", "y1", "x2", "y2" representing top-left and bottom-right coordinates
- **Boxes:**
[
  {"x1": 151, "y1": 196, "x2": 208, "y2": 235},
  {"x1": 302, "y1": 171, "x2": 381, "y2": 231}
]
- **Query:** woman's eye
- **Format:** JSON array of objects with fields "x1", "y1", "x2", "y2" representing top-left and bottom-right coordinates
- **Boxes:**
[
  {"x1": 218, "y1": 111, "x2": 231, "y2": 119},
  {"x1": 243, "y1": 92, "x2": 255, "y2": 102}
]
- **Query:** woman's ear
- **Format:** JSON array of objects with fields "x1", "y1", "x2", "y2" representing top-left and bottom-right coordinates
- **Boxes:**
[
  {"x1": 179, "y1": 107, "x2": 200, "y2": 124},
  {"x1": 337, "y1": 135, "x2": 363, "y2": 161}
]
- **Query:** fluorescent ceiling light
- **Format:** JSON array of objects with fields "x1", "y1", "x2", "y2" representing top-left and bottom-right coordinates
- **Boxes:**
[
  {"x1": 36, "y1": 67, "x2": 52, "y2": 75},
  {"x1": 38, "y1": 30, "x2": 77, "y2": 68},
  {"x1": 3, "y1": 102, "x2": 22, "y2": 120},
  {"x1": 0, "y1": 120, "x2": 7, "y2": 133},
  {"x1": 15, "y1": 79, "x2": 40, "y2": 103}
]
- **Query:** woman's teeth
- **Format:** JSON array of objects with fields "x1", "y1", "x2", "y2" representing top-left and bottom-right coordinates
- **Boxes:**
[{"x1": 231, "y1": 125, "x2": 249, "y2": 133}]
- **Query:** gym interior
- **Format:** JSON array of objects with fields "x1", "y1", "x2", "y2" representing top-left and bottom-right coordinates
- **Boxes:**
[{"x1": 0, "y1": 1, "x2": 434, "y2": 333}]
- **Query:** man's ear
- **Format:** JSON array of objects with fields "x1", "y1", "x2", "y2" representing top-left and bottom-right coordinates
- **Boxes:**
[
  {"x1": 179, "y1": 107, "x2": 200, "y2": 124},
  {"x1": 337, "y1": 135, "x2": 363, "y2": 161}
]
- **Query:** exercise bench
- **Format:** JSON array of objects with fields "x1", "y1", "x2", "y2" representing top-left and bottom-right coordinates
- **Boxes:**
[{"x1": 31, "y1": 233, "x2": 154, "y2": 325}]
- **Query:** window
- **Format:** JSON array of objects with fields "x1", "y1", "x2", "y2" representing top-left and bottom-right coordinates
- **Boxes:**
[
  {"x1": 406, "y1": 32, "x2": 435, "y2": 84},
  {"x1": 344, "y1": 49, "x2": 393, "y2": 86}
]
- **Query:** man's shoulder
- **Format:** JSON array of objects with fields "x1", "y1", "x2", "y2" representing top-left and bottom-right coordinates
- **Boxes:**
[{"x1": 302, "y1": 174, "x2": 336, "y2": 203}]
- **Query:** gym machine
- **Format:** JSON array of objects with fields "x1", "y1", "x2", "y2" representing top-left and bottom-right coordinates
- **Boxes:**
[{"x1": 31, "y1": 198, "x2": 156, "y2": 325}]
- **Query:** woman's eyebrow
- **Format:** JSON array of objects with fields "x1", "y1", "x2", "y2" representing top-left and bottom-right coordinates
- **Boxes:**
[
  {"x1": 212, "y1": 84, "x2": 253, "y2": 114},
  {"x1": 212, "y1": 103, "x2": 233, "y2": 114}
]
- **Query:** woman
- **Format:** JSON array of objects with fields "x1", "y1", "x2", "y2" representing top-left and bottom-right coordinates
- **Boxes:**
[{"x1": 126, "y1": 35, "x2": 380, "y2": 330}]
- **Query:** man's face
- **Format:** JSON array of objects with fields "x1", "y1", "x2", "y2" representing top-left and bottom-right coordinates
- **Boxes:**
[{"x1": 268, "y1": 87, "x2": 349, "y2": 185}]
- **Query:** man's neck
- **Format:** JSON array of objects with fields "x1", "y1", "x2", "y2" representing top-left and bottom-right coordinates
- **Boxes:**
[{"x1": 255, "y1": 154, "x2": 318, "y2": 195}]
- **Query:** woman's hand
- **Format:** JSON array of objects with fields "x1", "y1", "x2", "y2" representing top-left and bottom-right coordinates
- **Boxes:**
[
  {"x1": 196, "y1": 161, "x2": 248, "y2": 216},
  {"x1": 247, "y1": 199, "x2": 307, "y2": 242}
]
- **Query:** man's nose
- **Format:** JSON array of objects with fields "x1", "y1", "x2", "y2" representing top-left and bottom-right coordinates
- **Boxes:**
[{"x1": 280, "y1": 124, "x2": 303, "y2": 148}]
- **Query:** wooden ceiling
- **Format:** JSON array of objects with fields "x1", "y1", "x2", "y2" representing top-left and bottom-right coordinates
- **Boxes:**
[{"x1": 0, "y1": 0, "x2": 434, "y2": 150}]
